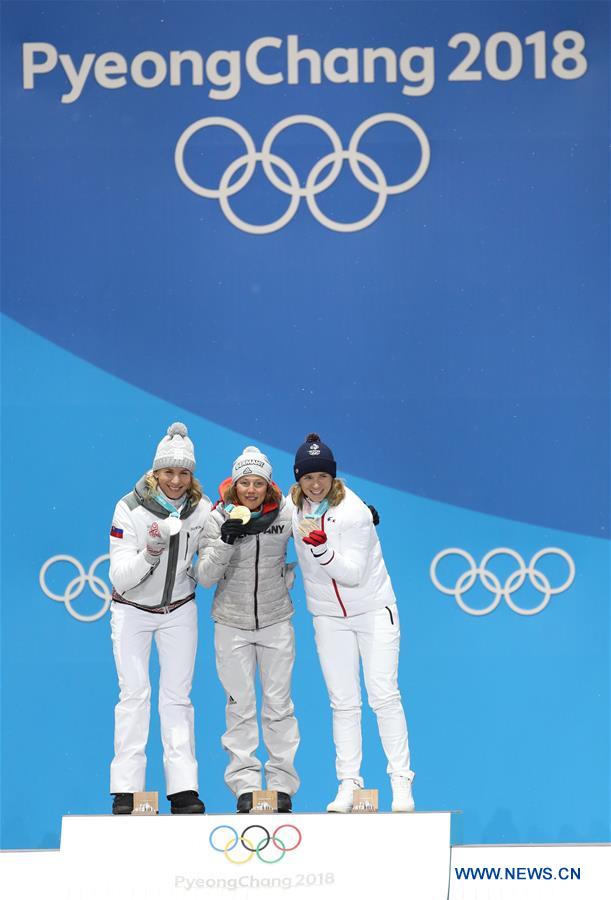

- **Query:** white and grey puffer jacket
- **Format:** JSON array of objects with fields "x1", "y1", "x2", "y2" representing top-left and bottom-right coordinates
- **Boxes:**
[
  {"x1": 293, "y1": 485, "x2": 396, "y2": 618},
  {"x1": 197, "y1": 494, "x2": 294, "y2": 631},
  {"x1": 109, "y1": 476, "x2": 212, "y2": 609}
]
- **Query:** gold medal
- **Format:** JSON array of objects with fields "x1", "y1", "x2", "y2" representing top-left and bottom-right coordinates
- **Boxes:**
[{"x1": 230, "y1": 505, "x2": 251, "y2": 524}]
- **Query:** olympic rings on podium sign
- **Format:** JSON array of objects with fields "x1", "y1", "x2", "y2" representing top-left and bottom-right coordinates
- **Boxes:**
[
  {"x1": 175, "y1": 113, "x2": 430, "y2": 234},
  {"x1": 430, "y1": 547, "x2": 575, "y2": 616},
  {"x1": 209, "y1": 823, "x2": 302, "y2": 864}
]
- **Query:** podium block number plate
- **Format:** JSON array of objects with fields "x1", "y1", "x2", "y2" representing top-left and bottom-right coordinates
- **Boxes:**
[
  {"x1": 131, "y1": 792, "x2": 158, "y2": 815},
  {"x1": 353, "y1": 789, "x2": 378, "y2": 813},
  {"x1": 251, "y1": 790, "x2": 278, "y2": 813}
]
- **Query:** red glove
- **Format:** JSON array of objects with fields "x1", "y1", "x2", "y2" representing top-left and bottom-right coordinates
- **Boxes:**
[{"x1": 302, "y1": 529, "x2": 327, "y2": 547}]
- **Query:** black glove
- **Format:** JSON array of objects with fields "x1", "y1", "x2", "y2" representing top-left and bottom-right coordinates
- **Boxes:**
[
  {"x1": 220, "y1": 519, "x2": 247, "y2": 545},
  {"x1": 367, "y1": 504, "x2": 380, "y2": 526}
]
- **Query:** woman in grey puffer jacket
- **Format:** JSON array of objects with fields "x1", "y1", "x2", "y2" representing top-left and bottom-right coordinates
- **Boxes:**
[{"x1": 197, "y1": 446, "x2": 299, "y2": 813}]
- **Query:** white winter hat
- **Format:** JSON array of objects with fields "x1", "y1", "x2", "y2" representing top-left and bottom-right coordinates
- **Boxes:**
[
  {"x1": 153, "y1": 422, "x2": 196, "y2": 472},
  {"x1": 231, "y1": 446, "x2": 272, "y2": 484}
]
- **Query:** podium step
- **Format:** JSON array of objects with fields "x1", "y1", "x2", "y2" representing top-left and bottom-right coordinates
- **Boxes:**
[
  {"x1": 60, "y1": 811, "x2": 450, "y2": 898},
  {"x1": 1, "y1": 812, "x2": 451, "y2": 898}
]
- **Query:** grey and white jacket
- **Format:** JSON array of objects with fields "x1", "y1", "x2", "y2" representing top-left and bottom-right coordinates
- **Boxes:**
[
  {"x1": 292, "y1": 485, "x2": 396, "y2": 618},
  {"x1": 109, "y1": 476, "x2": 212, "y2": 609},
  {"x1": 197, "y1": 496, "x2": 295, "y2": 631}
]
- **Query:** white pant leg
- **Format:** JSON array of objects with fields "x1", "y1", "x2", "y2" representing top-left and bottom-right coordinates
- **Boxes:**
[
  {"x1": 214, "y1": 623, "x2": 262, "y2": 797},
  {"x1": 313, "y1": 615, "x2": 363, "y2": 782},
  {"x1": 356, "y1": 604, "x2": 414, "y2": 778},
  {"x1": 110, "y1": 603, "x2": 155, "y2": 793},
  {"x1": 155, "y1": 600, "x2": 199, "y2": 795},
  {"x1": 256, "y1": 621, "x2": 301, "y2": 796}
]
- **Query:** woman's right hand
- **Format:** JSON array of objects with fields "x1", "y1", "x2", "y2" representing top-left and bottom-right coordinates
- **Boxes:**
[
  {"x1": 144, "y1": 521, "x2": 168, "y2": 563},
  {"x1": 220, "y1": 519, "x2": 247, "y2": 545},
  {"x1": 302, "y1": 529, "x2": 327, "y2": 547}
]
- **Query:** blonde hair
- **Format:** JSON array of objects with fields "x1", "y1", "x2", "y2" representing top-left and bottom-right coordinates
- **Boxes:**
[
  {"x1": 290, "y1": 478, "x2": 345, "y2": 510},
  {"x1": 223, "y1": 480, "x2": 282, "y2": 507},
  {"x1": 144, "y1": 470, "x2": 204, "y2": 506}
]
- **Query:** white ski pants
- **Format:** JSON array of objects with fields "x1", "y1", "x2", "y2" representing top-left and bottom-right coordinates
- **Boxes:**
[
  {"x1": 313, "y1": 603, "x2": 414, "y2": 782},
  {"x1": 110, "y1": 600, "x2": 199, "y2": 795},
  {"x1": 214, "y1": 620, "x2": 300, "y2": 797}
]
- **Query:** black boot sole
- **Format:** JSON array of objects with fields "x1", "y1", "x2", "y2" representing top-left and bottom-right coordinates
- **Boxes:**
[{"x1": 171, "y1": 805, "x2": 206, "y2": 815}]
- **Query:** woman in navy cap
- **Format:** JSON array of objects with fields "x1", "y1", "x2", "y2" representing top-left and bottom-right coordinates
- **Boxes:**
[{"x1": 291, "y1": 434, "x2": 415, "y2": 813}]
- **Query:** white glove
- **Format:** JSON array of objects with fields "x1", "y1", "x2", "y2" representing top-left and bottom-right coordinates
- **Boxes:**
[{"x1": 144, "y1": 521, "x2": 169, "y2": 564}]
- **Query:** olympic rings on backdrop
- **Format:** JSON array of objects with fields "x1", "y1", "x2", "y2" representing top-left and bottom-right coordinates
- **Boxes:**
[
  {"x1": 174, "y1": 113, "x2": 430, "y2": 234},
  {"x1": 39, "y1": 554, "x2": 111, "y2": 622},
  {"x1": 209, "y1": 824, "x2": 302, "y2": 864},
  {"x1": 430, "y1": 548, "x2": 575, "y2": 616}
]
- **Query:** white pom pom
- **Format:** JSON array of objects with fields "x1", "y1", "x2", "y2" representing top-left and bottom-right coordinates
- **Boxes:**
[
  {"x1": 168, "y1": 422, "x2": 188, "y2": 437},
  {"x1": 243, "y1": 445, "x2": 260, "y2": 453}
]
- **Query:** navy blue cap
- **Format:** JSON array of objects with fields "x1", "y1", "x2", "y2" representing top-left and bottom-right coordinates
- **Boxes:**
[{"x1": 293, "y1": 433, "x2": 337, "y2": 481}]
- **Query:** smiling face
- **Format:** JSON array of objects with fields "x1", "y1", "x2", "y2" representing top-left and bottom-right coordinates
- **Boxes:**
[
  {"x1": 235, "y1": 476, "x2": 268, "y2": 511},
  {"x1": 155, "y1": 467, "x2": 192, "y2": 500},
  {"x1": 299, "y1": 472, "x2": 333, "y2": 504}
]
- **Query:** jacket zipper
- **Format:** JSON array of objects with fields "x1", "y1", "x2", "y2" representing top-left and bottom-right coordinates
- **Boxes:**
[
  {"x1": 321, "y1": 513, "x2": 347, "y2": 617},
  {"x1": 254, "y1": 534, "x2": 260, "y2": 629},
  {"x1": 184, "y1": 532, "x2": 190, "y2": 560},
  {"x1": 162, "y1": 532, "x2": 180, "y2": 607},
  {"x1": 124, "y1": 560, "x2": 158, "y2": 592}
]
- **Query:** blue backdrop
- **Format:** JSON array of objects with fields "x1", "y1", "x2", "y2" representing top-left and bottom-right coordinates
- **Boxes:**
[{"x1": 1, "y1": 0, "x2": 609, "y2": 850}]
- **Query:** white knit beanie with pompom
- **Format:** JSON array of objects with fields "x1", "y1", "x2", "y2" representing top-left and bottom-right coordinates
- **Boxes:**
[
  {"x1": 231, "y1": 446, "x2": 272, "y2": 484},
  {"x1": 152, "y1": 422, "x2": 196, "y2": 472}
]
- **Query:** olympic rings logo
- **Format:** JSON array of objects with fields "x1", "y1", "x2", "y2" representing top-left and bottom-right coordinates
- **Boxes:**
[
  {"x1": 209, "y1": 824, "x2": 302, "y2": 865},
  {"x1": 175, "y1": 113, "x2": 430, "y2": 234},
  {"x1": 39, "y1": 555, "x2": 111, "y2": 622},
  {"x1": 430, "y1": 548, "x2": 575, "y2": 616}
]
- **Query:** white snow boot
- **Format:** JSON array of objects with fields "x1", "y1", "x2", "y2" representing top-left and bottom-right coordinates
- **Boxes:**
[
  {"x1": 391, "y1": 775, "x2": 415, "y2": 812},
  {"x1": 326, "y1": 778, "x2": 363, "y2": 813}
]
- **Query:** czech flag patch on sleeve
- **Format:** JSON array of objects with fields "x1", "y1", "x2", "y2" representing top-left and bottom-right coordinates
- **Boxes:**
[{"x1": 110, "y1": 526, "x2": 124, "y2": 539}]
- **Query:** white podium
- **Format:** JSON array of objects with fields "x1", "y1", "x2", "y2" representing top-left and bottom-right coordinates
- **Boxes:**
[
  {"x1": 1, "y1": 811, "x2": 451, "y2": 900},
  {"x1": 3, "y1": 817, "x2": 608, "y2": 900}
]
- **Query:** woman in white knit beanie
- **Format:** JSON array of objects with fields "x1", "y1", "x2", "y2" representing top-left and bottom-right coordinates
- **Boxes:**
[
  {"x1": 108, "y1": 423, "x2": 212, "y2": 815},
  {"x1": 197, "y1": 445, "x2": 300, "y2": 813}
]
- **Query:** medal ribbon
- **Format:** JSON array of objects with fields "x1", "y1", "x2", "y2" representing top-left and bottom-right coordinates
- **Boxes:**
[
  {"x1": 153, "y1": 492, "x2": 185, "y2": 518},
  {"x1": 304, "y1": 499, "x2": 329, "y2": 520}
]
